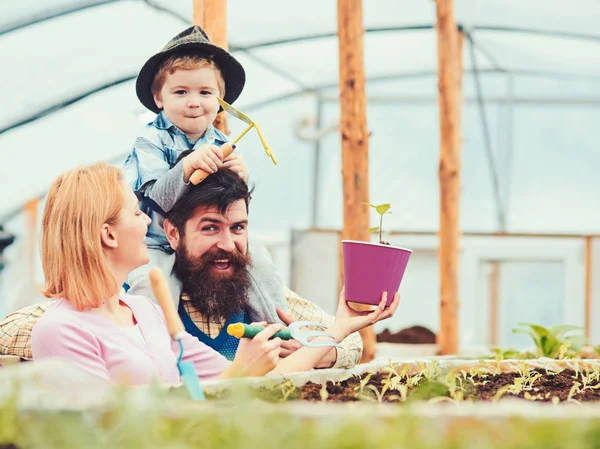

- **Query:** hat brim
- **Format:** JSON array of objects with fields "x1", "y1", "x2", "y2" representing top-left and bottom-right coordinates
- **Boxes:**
[{"x1": 136, "y1": 42, "x2": 246, "y2": 114}]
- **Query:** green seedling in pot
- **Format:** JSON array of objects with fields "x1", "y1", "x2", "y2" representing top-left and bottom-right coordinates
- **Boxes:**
[{"x1": 364, "y1": 202, "x2": 392, "y2": 245}]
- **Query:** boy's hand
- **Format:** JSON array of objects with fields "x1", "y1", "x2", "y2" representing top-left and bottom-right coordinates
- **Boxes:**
[
  {"x1": 182, "y1": 144, "x2": 223, "y2": 182},
  {"x1": 223, "y1": 153, "x2": 248, "y2": 182}
]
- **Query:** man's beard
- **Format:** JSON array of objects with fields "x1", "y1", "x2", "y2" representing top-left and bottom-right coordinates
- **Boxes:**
[{"x1": 173, "y1": 242, "x2": 252, "y2": 322}]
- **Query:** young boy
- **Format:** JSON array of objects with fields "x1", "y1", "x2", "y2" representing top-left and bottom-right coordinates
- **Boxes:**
[
  {"x1": 122, "y1": 25, "x2": 289, "y2": 320},
  {"x1": 123, "y1": 25, "x2": 248, "y2": 249}
]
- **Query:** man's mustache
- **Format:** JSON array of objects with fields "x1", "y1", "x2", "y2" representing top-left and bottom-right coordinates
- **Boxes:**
[{"x1": 188, "y1": 247, "x2": 251, "y2": 271}]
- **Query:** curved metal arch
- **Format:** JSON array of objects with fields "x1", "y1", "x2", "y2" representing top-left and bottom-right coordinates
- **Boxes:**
[
  {"x1": 0, "y1": 75, "x2": 136, "y2": 136},
  {"x1": 2, "y1": 65, "x2": 599, "y2": 138},
  {"x1": 141, "y1": 0, "x2": 190, "y2": 26},
  {"x1": 231, "y1": 24, "x2": 600, "y2": 52},
  {"x1": 471, "y1": 25, "x2": 600, "y2": 44},
  {"x1": 244, "y1": 68, "x2": 600, "y2": 110},
  {"x1": 0, "y1": 0, "x2": 120, "y2": 36},
  {"x1": 231, "y1": 26, "x2": 435, "y2": 51}
]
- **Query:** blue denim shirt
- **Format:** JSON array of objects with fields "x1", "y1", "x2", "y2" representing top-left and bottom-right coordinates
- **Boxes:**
[{"x1": 123, "y1": 112, "x2": 228, "y2": 249}]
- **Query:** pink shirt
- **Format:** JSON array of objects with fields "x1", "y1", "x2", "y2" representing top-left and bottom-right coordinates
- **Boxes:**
[{"x1": 31, "y1": 293, "x2": 230, "y2": 386}]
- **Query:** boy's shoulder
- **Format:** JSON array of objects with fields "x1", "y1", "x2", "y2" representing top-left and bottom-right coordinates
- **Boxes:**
[{"x1": 136, "y1": 114, "x2": 176, "y2": 149}]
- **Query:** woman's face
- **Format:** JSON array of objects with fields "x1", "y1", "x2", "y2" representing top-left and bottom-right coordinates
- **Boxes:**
[{"x1": 110, "y1": 182, "x2": 151, "y2": 271}]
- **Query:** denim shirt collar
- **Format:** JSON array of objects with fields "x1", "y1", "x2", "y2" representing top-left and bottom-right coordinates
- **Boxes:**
[{"x1": 152, "y1": 111, "x2": 217, "y2": 144}]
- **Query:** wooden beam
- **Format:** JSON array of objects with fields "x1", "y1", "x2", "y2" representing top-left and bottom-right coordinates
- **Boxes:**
[
  {"x1": 337, "y1": 0, "x2": 374, "y2": 363},
  {"x1": 194, "y1": 0, "x2": 230, "y2": 134},
  {"x1": 24, "y1": 199, "x2": 39, "y2": 283},
  {"x1": 456, "y1": 32, "x2": 464, "y2": 132},
  {"x1": 489, "y1": 261, "x2": 500, "y2": 346},
  {"x1": 585, "y1": 236, "x2": 593, "y2": 339},
  {"x1": 435, "y1": 0, "x2": 462, "y2": 355}
]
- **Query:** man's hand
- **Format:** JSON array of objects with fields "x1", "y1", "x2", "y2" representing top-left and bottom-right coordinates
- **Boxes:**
[
  {"x1": 223, "y1": 153, "x2": 248, "y2": 182},
  {"x1": 227, "y1": 321, "x2": 282, "y2": 377},
  {"x1": 276, "y1": 308, "x2": 302, "y2": 358},
  {"x1": 276, "y1": 307, "x2": 337, "y2": 369},
  {"x1": 182, "y1": 144, "x2": 223, "y2": 182}
]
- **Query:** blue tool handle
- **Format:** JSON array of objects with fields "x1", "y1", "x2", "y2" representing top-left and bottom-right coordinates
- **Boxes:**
[{"x1": 179, "y1": 360, "x2": 206, "y2": 401}]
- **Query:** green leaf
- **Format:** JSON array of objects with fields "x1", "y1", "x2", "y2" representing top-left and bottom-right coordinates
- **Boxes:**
[
  {"x1": 368, "y1": 227, "x2": 380, "y2": 233},
  {"x1": 512, "y1": 327, "x2": 539, "y2": 343},
  {"x1": 515, "y1": 323, "x2": 549, "y2": 340},
  {"x1": 557, "y1": 341, "x2": 572, "y2": 360},
  {"x1": 549, "y1": 324, "x2": 583, "y2": 339},
  {"x1": 513, "y1": 322, "x2": 586, "y2": 358},
  {"x1": 541, "y1": 336, "x2": 557, "y2": 357},
  {"x1": 513, "y1": 323, "x2": 548, "y2": 352},
  {"x1": 362, "y1": 202, "x2": 378, "y2": 209},
  {"x1": 375, "y1": 203, "x2": 391, "y2": 215},
  {"x1": 567, "y1": 335, "x2": 586, "y2": 352}
]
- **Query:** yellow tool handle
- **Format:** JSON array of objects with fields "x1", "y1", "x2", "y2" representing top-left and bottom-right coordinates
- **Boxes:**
[
  {"x1": 149, "y1": 267, "x2": 184, "y2": 338},
  {"x1": 189, "y1": 142, "x2": 235, "y2": 185}
]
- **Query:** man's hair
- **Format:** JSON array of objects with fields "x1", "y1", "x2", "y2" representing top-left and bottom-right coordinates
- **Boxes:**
[
  {"x1": 151, "y1": 52, "x2": 226, "y2": 100},
  {"x1": 166, "y1": 168, "x2": 253, "y2": 235},
  {"x1": 41, "y1": 162, "x2": 123, "y2": 310}
]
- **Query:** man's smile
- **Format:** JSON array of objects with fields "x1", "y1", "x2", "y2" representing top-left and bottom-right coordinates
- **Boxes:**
[{"x1": 212, "y1": 258, "x2": 231, "y2": 271}]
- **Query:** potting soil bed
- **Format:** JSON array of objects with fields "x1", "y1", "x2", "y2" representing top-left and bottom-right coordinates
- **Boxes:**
[
  {"x1": 203, "y1": 357, "x2": 600, "y2": 404},
  {"x1": 276, "y1": 369, "x2": 597, "y2": 402}
]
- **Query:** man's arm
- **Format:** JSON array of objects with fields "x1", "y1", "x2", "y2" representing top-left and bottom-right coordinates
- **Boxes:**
[
  {"x1": 0, "y1": 302, "x2": 51, "y2": 360},
  {"x1": 282, "y1": 288, "x2": 363, "y2": 369}
]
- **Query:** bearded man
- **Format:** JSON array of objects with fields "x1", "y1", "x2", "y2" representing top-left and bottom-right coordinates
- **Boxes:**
[{"x1": 126, "y1": 167, "x2": 362, "y2": 369}]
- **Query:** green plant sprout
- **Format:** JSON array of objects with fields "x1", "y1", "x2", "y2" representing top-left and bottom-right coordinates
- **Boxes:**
[
  {"x1": 364, "y1": 202, "x2": 392, "y2": 245},
  {"x1": 512, "y1": 323, "x2": 586, "y2": 358}
]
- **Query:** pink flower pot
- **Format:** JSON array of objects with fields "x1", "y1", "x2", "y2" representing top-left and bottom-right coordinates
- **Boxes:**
[{"x1": 342, "y1": 240, "x2": 412, "y2": 306}]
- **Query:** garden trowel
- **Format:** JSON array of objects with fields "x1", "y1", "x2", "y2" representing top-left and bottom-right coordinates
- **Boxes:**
[
  {"x1": 189, "y1": 97, "x2": 277, "y2": 185},
  {"x1": 227, "y1": 321, "x2": 341, "y2": 348},
  {"x1": 149, "y1": 267, "x2": 205, "y2": 400}
]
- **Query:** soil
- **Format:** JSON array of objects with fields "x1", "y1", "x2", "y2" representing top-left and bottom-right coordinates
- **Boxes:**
[
  {"x1": 290, "y1": 369, "x2": 600, "y2": 403},
  {"x1": 377, "y1": 326, "x2": 436, "y2": 344}
]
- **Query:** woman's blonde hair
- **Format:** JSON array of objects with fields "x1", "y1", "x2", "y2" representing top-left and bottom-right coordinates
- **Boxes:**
[
  {"x1": 41, "y1": 162, "x2": 124, "y2": 310},
  {"x1": 151, "y1": 53, "x2": 226, "y2": 100}
]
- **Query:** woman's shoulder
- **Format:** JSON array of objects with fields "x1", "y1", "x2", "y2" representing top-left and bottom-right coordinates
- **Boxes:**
[
  {"x1": 35, "y1": 299, "x2": 78, "y2": 324},
  {"x1": 120, "y1": 293, "x2": 164, "y2": 320},
  {"x1": 31, "y1": 299, "x2": 94, "y2": 341}
]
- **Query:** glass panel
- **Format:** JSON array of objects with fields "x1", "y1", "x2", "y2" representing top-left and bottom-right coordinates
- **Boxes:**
[{"x1": 496, "y1": 261, "x2": 565, "y2": 349}]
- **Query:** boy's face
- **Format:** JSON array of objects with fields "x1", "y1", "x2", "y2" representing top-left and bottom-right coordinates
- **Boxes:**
[{"x1": 154, "y1": 67, "x2": 221, "y2": 140}]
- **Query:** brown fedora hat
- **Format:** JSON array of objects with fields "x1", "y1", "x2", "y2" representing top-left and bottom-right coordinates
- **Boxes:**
[{"x1": 136, "y1": 25, "x2": 245, "y2": 114}]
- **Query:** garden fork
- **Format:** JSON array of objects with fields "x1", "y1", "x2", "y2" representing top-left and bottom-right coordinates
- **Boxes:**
[{"x1": 189, "y1": 97, "x2": 277, "y2": 184}]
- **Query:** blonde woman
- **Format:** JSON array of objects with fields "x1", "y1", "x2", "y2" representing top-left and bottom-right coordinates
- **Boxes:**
[{"x1": 32, "y1": 162, "x2": 399, "y2": 385}]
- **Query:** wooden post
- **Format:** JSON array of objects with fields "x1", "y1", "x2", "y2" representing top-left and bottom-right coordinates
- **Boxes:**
[
  {"x1": 194, "y1": 0, "x2": 230, "y2": 134},
  {"x1": 585, "y1": 236, "x2": 592, "y2": 339},
  {"x1": 435, "y1": 0, "x2": 462, "y2": 355},
  {"x1": 456, "y1": 31, "x2": 464, "y2": 132},
  {"x1": 489, "y1": 261, "x2": 500, "y2": 346},
  {"x1": 24, "y1": 199, "x2": 39, "y2": 283},
  {"x1": 337, "y1": 0, "x2": 374, "y2": 362}
]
